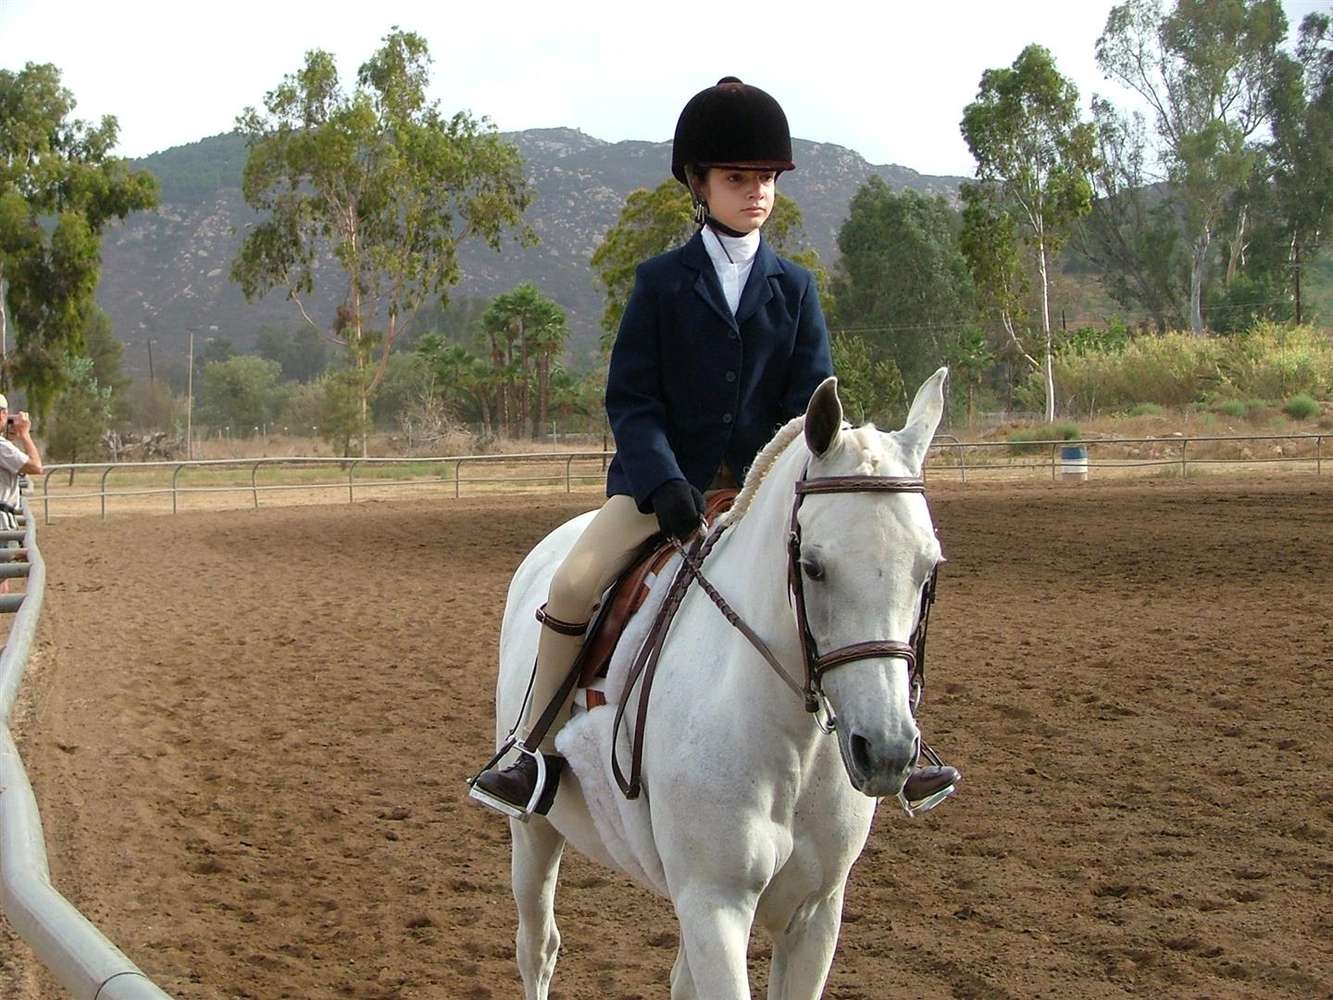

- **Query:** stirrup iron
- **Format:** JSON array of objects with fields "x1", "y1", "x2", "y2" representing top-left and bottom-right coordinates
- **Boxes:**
[
  {"x1": 896, "y1": 742, "x2": 959, "y2": 819},
  {"x1": 466, "y1": 741, "x2": 550, "y2": 822}
]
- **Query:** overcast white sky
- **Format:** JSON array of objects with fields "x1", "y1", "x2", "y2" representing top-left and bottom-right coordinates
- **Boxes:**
[{"x1": 2, "y1": 0, "x2": 1327, "y2": 178}]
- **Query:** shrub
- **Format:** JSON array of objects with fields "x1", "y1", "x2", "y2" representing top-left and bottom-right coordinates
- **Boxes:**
[
  {"x1": 1127, "y1": 402, "x2": 1165, "y2": 417},
  {"x1": 1018, "y1": 322, "x2": 1333, "y2": 416},
  {"x1": 1282, "y1": 394, "x2": 1320, "y2": 420},
  {"x1": 1007, "y1": 422, "x2": 1080, "y2": 455},
  {"x1": 1212, "y1": 399, "x2": 1248, "y2": 417}
]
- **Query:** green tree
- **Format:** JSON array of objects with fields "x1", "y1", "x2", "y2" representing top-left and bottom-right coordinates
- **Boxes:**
[
  {"x1": 829, "y1": 331, "x2": 906, "y2": 426},
  {"x1": 46, "y1": 355, "x2": 112, "y2": 471},
  {"x1": 197, "y1": 355, "x2": 283, "y2": 434},
  {"x1": 961, "y1": 43, "x2": 1098, "y2": 421},
  {"x1": 830, "y1": 179, "x2": 975, "y2": 388},
  {"x1": 481, "y1": 284, "x2": 569, "y2": 438},
  {"x1": 370, "y1": 351, "x2": 430, "y2": 428},
  {"x1": 122, "y1": 377, "x2": 181, "y2": 435},
  {"x1": 1096, "y1": 0, "x2": 1288, "y2": 333},
  {"x1": 193, "y1": 336, "x2": 234, "y2": 378},
  {"x1": 1265, "y1": 11, "x2": 1332, "y2": 324},
  {"x1": 315, "y1": 370, "x2": 365, "y2": 457},
  {"x1": 416, "y1": 336, "x2": 496, "y2": 433},
  {"x1": 232, "y1": 29, "x2": 532, "y2": 456},
  {"x1": 590, "y1": 180, "x2": 818, "y2": 349},
  {"x1": 1074, "y1": 98, "x2": 1188, "y2": 330},
  {"x1": 255, "y1": 324, "x2": 330, "y2": 382},
  {"x1": 0, "y1": 62, "x2": 158, "y2": 412}
]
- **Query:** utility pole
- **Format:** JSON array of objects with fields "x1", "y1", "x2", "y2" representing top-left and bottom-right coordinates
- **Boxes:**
[{"x1": 186, "y1": 332, "x2": 194, "y2": 461}]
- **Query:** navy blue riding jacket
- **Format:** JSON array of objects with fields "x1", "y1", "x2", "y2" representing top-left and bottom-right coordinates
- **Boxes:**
[{"x1": 605, "y1": 231, "x2": 834, "y2": 511}]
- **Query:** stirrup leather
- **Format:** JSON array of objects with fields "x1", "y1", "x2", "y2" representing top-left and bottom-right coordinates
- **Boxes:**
[
  {"x1": 896, "y1": 742, "x2": 960, "y2": 819},
  {"x1": 535, "y1": 603, "x2": 589, "y2": 637}
]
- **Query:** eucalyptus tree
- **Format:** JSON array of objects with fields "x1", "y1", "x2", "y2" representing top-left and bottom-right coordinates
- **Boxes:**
[
  {"x1": 591, "y1": 180, "x2": 819, "y2": 350},
  {"x1": 0, "y1": 62, "x2": 158, "y2": 413},
  {"x1": 1075, "y1": 98, "x2": 1188, "y2": 331},
  {"x1": 1096, "y1": 0, "x2": 1288, "y2": 333},
  {"x1": 232, "y1": 29, "x2": 532, "y2": 455},
  {"x1": 961, "y1": 44, "x2": 1097, "y2": 421},
  {"x1": 1265, "y1": 11, "x2": 1332, "y2": 324},
  {"x1": 831, "y1": 178, "x2": 975, "y2": 389}
]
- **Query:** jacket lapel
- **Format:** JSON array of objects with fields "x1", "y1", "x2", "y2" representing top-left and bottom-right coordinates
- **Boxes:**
[
  {"x1": 683, "y1": 232, "x2": 738, "y2": 330},
  {"x1": 734, "y1": 239, "x2": 781, "y2": 327}
]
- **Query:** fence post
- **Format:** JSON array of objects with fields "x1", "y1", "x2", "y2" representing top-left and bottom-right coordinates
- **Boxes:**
[
  {"x1": 1050, "y1": 443, "x2": 1057, "y2": 482},
  {"x1": 565, "y1": 455, "x2": 575, "y2": 493},
  {"x1": 1180, "y1": 438, "x2": 1188, "y2": 479},
  {"x1": 348, "y1": 460, "x2": 358, "y2": 504},
  {"x1": 1317, "y1": 435, "x2": 1323, "y2": 476},
  {"x1": 957, "y1": 441, "x2": 966, "y2": 484},
  {"x1": 99, "y1": 466, "x2": 112, "y2": 519},
  {"x1": 455, "y1": 458, "x2": 463, "y2": 499},
  {"x1": 252, "y1": 462, "x2": 261, "y2": 510},
  {"x1": 172, "y1": 464, "x2": 184, "y2": 514},
  {"x1": 42, "y1": 469, "x2": 55, "y2": 524}
]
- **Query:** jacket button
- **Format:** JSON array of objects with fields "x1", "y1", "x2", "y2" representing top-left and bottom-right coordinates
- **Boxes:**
[
  {"x1": 725, "y1": 371, "x2": 736, "y2": 382},
  {"x1": 722, "y1": 413, "x2": 733, "y2": 424}
]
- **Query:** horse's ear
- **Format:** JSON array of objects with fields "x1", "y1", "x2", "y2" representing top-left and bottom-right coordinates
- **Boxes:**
[
  {"x1": 896, "y1": 367, "x2": 948, "y2": 474},
  {"x1": 804, "y1": 377, "x2": 843, "y2": 458}
]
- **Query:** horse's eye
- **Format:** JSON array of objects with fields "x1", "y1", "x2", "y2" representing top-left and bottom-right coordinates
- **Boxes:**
[{"x1": 801, "y1": 557, "x2": 825, "y2": 582}]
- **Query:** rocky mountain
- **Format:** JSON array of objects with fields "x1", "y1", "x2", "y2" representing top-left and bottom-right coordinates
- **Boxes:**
[{"x1": 99, "y1": 130, "x2": 966, "y2": 375}]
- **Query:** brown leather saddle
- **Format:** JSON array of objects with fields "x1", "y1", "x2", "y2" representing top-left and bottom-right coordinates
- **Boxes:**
[{"x1": 577, "y1": 490, "x2": 737, "y2": 706}]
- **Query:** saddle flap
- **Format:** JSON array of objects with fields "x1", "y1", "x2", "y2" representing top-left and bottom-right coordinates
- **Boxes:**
[{"x1": 578, "y1": 490, "x2": 737, "y2": 688}]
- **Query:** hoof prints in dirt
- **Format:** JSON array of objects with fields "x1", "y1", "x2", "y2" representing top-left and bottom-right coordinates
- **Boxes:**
[{"x1": 16, "y1": 483, "x2": 1333, "y2": 998}]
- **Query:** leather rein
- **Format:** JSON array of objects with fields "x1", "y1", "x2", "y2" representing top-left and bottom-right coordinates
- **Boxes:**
[{"x1": 611, "y1": 465, "x2": 940, "y2": 798}]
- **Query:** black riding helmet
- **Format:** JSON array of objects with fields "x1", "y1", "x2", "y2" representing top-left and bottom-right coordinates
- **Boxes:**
[{"x1": 671, "y1": 77, "x2": 794, "y2": 185}]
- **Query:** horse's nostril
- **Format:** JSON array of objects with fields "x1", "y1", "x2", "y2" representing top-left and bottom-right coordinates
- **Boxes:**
[{"x1": 850, "y1": 733, "x2": 873, "y2": 775}]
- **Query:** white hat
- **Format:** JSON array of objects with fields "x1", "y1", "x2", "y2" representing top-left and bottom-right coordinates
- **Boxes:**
[{"x1": 0, "y1": 394, "x2": 8, "y2": 410}]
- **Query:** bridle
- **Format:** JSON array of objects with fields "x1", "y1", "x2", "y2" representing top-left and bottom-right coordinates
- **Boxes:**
[
  {"x1": 673, "y1": 464, "x2": 940, "y2": 733},
  {"x1": 786, "y1": 468, "x2": 939, "y2": 732},
  {"x1": 613, "y1": 462, "x2": 942, "y2": 798}
]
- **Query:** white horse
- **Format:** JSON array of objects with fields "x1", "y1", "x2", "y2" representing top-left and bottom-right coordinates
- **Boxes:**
[{"x1": 491, "y1": 368, "x2": 948, "y2": 999}]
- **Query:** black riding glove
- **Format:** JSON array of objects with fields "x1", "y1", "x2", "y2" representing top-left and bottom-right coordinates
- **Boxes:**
[{"x1": 650, "y1": 479, "x2": 706, "y2": 541}]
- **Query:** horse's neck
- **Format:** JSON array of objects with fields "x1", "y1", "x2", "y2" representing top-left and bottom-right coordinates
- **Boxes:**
[{"x1": 708, "y1": 442, "x2": 807, "y2": 662}]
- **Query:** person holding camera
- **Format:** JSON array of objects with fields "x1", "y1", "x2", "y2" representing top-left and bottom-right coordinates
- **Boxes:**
[{"x1": 0, "y1": 393, "x2": 43, "y2": 528}]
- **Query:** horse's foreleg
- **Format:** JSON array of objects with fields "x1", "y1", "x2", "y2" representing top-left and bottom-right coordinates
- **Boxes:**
[
  {"x1": 673, "y1": 888, "x2": 757, "y2": 1000},
  {"x1": 669, "y1": 941, "x2": 699, "y2": 1000},
  {"x1": 766, "y1": 888, "x2": 845, "y2": 1000},
  {"x1": 511, "y1": 818, "x2": 566, "y2": 1000}
]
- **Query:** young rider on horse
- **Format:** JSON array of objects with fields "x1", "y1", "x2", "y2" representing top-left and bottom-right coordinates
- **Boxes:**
[{"x1": 470, "y1": 77, "x2": 960, "y2": 818}]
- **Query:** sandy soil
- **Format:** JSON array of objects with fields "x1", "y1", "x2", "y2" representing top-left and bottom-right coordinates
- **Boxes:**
[{"x1": 2, "y1": 477, "x2": 1331, "y2": 999}]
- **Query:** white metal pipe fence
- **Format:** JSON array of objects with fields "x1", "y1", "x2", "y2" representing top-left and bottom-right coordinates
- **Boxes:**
[
  {"x1": 35, "y1": 433, "x2": 1326, "y2": 521},
  {"x1": 0, "y1": 500, "x2": 173, "y2": 998}
]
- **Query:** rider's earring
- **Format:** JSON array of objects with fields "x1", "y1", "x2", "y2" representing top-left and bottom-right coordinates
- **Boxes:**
[{"x1": 692, "y1": 198, "x2": 707, "y2": 227}]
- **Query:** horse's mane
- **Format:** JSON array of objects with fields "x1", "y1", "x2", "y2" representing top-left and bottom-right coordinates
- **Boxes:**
[
  {"x1": 715, "y1": 415, "x2": 806, "y2": 529},
  {"x1": 715, "y1": 418, "x2": 898, "y2": 530}
]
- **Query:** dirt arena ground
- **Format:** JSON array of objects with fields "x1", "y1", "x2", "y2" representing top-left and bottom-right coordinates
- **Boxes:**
[{"x1": 2, "y1": 476, "x2": 1330, "y2": 999}]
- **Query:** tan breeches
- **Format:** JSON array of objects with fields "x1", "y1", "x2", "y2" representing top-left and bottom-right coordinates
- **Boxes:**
[{"x1": 523, "y1": 494, "x2": 659, "y2": 750}]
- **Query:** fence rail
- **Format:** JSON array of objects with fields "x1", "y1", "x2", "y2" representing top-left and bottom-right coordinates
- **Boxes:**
[
  {"x1": 33, "y1": 432, "x2": 1327, "y2": 521},
  {"x1": 0, "y1": 500, "x2": 173, "y2": 998}
]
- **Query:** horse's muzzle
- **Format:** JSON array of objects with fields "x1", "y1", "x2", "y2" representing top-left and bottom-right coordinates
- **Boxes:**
[{"x1": 841, "y1": 728, "x2": 918, "y2": 798}]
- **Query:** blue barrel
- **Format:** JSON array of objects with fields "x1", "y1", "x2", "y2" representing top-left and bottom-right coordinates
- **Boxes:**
[{"x1": 1059, "y1": 445, "x2": 1089, "y2": 481}]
